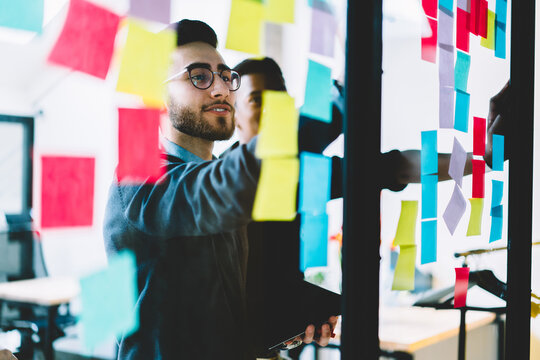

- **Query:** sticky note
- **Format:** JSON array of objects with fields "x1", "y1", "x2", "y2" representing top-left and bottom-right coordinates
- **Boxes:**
[
  {"x1": 0, "y1": 0, "x2": 43, "y2": 33},
  {"x1": 469, "y1": 0, "x2": 479, "y2": 35},
  {"x1": 455, "y1": 90, "x2": 470, "y2": 133},
  {"x1": 116, "y1": 20, "x2": 175, "y2": 107},
  {"x1": 480, "y1": 10, "x2": 495, "y2": 50},
  {"x1": 48, "y1": 0, "x2": 121, "y2": 80},
  {"x1": 467, "y1": 198, "x2": 483, "y2": 236},
  {"x1": 440, "y1": 85, "x2": 455, "y2": 128},
  {"x1": 226, "y1": 0, "x2": 264, "y2": 55},
  {"x1": 310, "y1": 8, "x2": 336, "y2": 57},
  {"x1": 495, "y1": 21, "x2": 506, "y2": 59},
  {"x1": 421, "y1": 130, "x2": 438, "y2": 175},
  {"x1": 496, "y1": 0, "x2": 507, "y2": 25},
  {"x1": 421, "y1": 220, "x2": 437, "y2": 264},
  {"x1": 473, "y1": 117, "x2": 486, "y2": 156},
  {"x1": 300, "y1": 213, "x2": 328, "y2": 271},
  {"x1": 392, "y1": 245, "x2": 417, "y2": 291},
  {"x1": 422, "y1": 0, "x2": 438, "y2": 18},
  {"x1": 252, "y1": 158, "x2": 299, "y2": 221},
  {"x1": 264, "y1": 0, "x2": 295, "y2": 23},
  {"x1": 457, "y1": 0, "x2": 470, "y2": 11},
  {"x1": 443, "y1": 184, "x2": 466, "y2": 235},
  {"x1": 478, "y1": 0, "x2": 488, "y2": 38},
  {"x1": 492, "y1": 134, "x2": 505, "y2": 171},
  {"x1": 454, "y1": 267, "x2": 470, "y2": 308},
  {"x1": 489, "y1": 211, "x2": 503, "y2": 242},
  {"x1": 438, "y1": 10, "x2": 454, "y2": 48},
  {"x1": 491, "y1": 204, "x2": 503, "y2": 217},
  {"x1": 422, "y1": 17, "x2": 438, "y2": 63},
  {"x1": 394, "y1": 201, "x2": 418, "y2": 246},
  {"x1": 307, "y1": 0, "x2": 333, "y2": 13},
  {"x1": 440, "y1": 0, "x2": 453, "y2": 12},
  {"x1": 456, "y1": 8, "x2": 470, "y2": 53},
  {"x1": 301, "y1": 60, "x2": 333, "y2": 123},
  {"x1": 129, "y1": 0, "x2": 171, "y2": 23},
  {"x1": 80, "y1": 250, "x2": 139, "y2": 350},
  {"x1": 532, "y1": 302, "x2": 540, "y2": 319},
  {"x1": 449, "y1": 137, "x2": 467, "y2": 187},
  {"x1": 472, "y1": 159, "x2": 485, "y2": 198},
  {"x1": 455, "y1": 51, "x2": 471, "y2": 92},
  {"x1": 439, "y1": 45, "x2": 454, "y2": 87},
  {"x1": 299, "y1": 152, "x2": 331, "y2": 214},
  {"x1": 422, "y1": 175, "x2": 438, "y2": 219},
  {"x1": 41, "y1": 156, "x2": 95, "y2": 228},
  {"x1": 256, "y1": 91, "x2": 299, "y2": 158},
  {"x1": 492, "y1": 180, "x2": 504, "y2": 207}
]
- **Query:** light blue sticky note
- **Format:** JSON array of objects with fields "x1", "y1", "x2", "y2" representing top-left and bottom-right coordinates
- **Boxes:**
[
  {"x1": 492, "y1": 180, "x2": 504, "y2": 207},
  {"x1": 496, "y1": 0, "x2": 507, "y2": 25},
  {"x1": 492, "y1": 134, "x2": 505, "y2": 170},
  {"x1": 0, "y1": 0, "x2": 44, "y2": 33},
  {"x1": 440, "y1": 0, "x2": 453, "y2": 13},
  {"x1": 495, "y1": 21, "x2": 506, "y2": 59},
  {"x1": 490, "y1": 213, "x2": 503, "y2": 242},
  {"x1": 455, "y1": 90, "x2": 470, "y2": 133},
  {"x1": 301, "y1": 60, "x2": 333, "y2": 123},
  {"x1": 422, "y1": 175, "x2": 438, "y2": 219},
  {"x1": 300, "y1": 212, "x2": 328, "y2": 271},
  {"x1": 299, "y1": 152, "x2": 332, "y2": 214},
  {"x1": 421, "y1": 130, "x2": 438, "y2": 175},
  {"x1": 421, "y1": 220, "x2": 437, "y2": 264},
  {"x1": 80, "y1": 250, "x2": 139, "y2": 350},
  {"x1": 491, "y1": 204, "x2": 503, "y2": 218},
  {"x1": 455, "y1": 51, "x2": 471, "y2": 92}
]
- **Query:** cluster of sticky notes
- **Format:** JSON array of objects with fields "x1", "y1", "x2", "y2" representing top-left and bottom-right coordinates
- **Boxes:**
[
  {"x1": 392, "y1": 200, "x2": 418, "y2": 290},
  {"x1": 421, "y1": 0, "x2": 438, "y2": 63},
  {"x1": 80, "y1": 250, "x2": 139, "y2": 350},
  {"x1": 420, "y1": 131, "x2": 438, "y2": 264},
  {"x1": 454, "y1": 267, "x2": 470, "y2": 308},
  {"x1": 0, "y1": 0, "x2": 44, "y2": 33}
]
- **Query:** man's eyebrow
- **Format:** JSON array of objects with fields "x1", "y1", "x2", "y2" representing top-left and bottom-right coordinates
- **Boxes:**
[
  {"x1": 185, "y1": 62, "x2": 211, "y2": 70},
  {"x1": 249, "y1": 90, "x2": 262, "y2": 97},
  {"x1": 217, "y1": 63, "x2": 231, "y2": 71}
]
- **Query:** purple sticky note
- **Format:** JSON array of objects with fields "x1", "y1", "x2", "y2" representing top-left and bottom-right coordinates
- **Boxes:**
[
  {"x1": 310, "y1": 8, "x2": 336, "y2": 57},
  {"x1": 129, "y1": 0, "x2": 171, "y2": 24},
  {"x1": 439, "y1": 45, "x2": 455, "y2": 88},
  {"x1": 449, "y1": 137, "x2": 467, "y2": 187},
  {"x1": 458, "y1": 0, "x2": 470, "y2": 11},
  {"x1": 443, "y1": 184, "x2": 467, "y2": 235},
  {"x1": 440, "y1": 86, "x2": 455, "y2": 128},
  {"x1": 439, "y1": 9, "x2": 454, "y2": 47}
]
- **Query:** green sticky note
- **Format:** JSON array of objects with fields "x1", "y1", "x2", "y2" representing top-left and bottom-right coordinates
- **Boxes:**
[
  {"x1": 467, "y1": 198, "x2": 484, "y2": 236},
  {"x1": 80, "y1": 250, "x2": 139, "y2": 350},
  {"x1": 226, "y1": 0, "x2": 264, "y2": 54},
  {"x1": 264, "y1": 0, "x2": 295, "y2": 23},
  {"x1": 480, "y1": 10, "x2": 496, "y2": 50},
  {"x1": 252, "y1": 158, "x2": 299, "y2": 221},
  {"x1": 300, "y1": 60, "x2": 333, "y2": 123},
  {"x1": 392, "y1": 245, "x2": 417, "y2": 291},
  {"x1": 0, "y1": 0, "x2": 43, "y2": 33},
  {"x1": 394, "y1": 201, "x2": 418, "y2": 246}
]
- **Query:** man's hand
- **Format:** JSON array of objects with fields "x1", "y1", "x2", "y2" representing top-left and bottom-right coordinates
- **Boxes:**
[
  {"x1": 302, "y1": 316, "x2": 338, "y2": 347},
  {"x1": 0, "y1": 349, "x2": 17, "y2": 360},
  {"x1": 485, "y1": 81, "x2": 510, "y2": 168}
]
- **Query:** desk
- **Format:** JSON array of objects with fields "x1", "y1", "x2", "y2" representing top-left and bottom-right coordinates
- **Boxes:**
[{"x1": 0, "y1": 277, "x2": 80, "y2": 360}]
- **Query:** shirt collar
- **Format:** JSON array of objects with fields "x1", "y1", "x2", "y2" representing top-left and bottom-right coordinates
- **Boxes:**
[{"x1": 160, "y1": 136, "x2": 206, "y2": 163}]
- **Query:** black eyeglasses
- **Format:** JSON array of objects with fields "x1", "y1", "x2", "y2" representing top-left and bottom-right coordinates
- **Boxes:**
[{"x1": 164, "y1": 67, "x2": 241, "y2": 91}]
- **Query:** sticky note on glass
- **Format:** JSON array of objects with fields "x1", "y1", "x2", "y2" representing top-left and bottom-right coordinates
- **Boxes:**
[
  {"x1": 457, "y1": 0, "x2": 470, "y2": 11},
  {"x1": 421, "y1": 220, "x2": 437, "y2": 264},
  {"x1": 455, "y1": 51, "x2": 471, "y2": 92},
  {"x1": 422, "y1": 175, "x2": 438, "y2": 219},
  {"x1": 492, "y1": 134, "x2": 504, "y2": 171},
  {"x1": 41, "y1": 156, "x2": 95, "y2": 229},
  {"x1": 48, "y1": 0, "x2": 121, "y2": 80},
  {"x1": 80, "y1": 250, "x2": 139, "y2": 350},
  {"x1": 473, "y1": 117, "x2": 486, "y2": 156},
  {"x1": 256, "y1": 91, "x2": 299, "y2": 158},
  {"x1": 440, "y1": 85, "x2": 455, "y2": 128},
  {"x1": 310, "y1": 7, "x2": 336, "y2": 57},
  {"x1": 478, "y1": 0, "x2": 488, "y2": 38},
  {"x1": 443, "y1": 184, "x2": 466, "y2": 235},
  {"x1": 439, "y1": 44, "x2": 454, "y2": 89},
  {"x1": 253, "y1": 158, "x2": 299, "y2": 221},
  {"x1": 392, "y1": 245, "x2": 417, "y2": 291},
  {"x1": 116, "y1": 20, "x2": 175, "y2": 107},
  {"x1": 491, "y1": 204, "x2": 503, "y2": 217},
  {"x1": 226, "y1": 0, "x2": 264, "y2": 54},
  {"x1": 449, "y1": 137, "x2": 467, "y2": 187},
  {"x1": 300, "y1": 213, "x2": 328, "y2": 271},
  {"x1": 495, "y1": 21, "x2": 506, "y2": 59},
  {"x1": 422, "y1": 17, "x2": 438, "y2": 64},
  {"x1": 466, "y1": 198, "x2": 483, "y2": 236},
  {"x1": 439, "y1": 0, "x2": 453, "y2": 12},
  {"x1": 455, "y1": 90, "x2": 470, "y2": 133},
  {"x1": 496, "y1": 0, "x2": 507, "y2": 25},
  {"x1": 454, "y1": 267, "x2": 470, "y2": 308},
  {"x1": 480, "y1": 10, "x2": 495, "y2": 50},
  {"x1": 492, "y1": 180, "x2": 504, "y2": 207},
  {"x1": 422, "y1": 0, "x2": 438, "y2": 18},
  {"x1": 301, "y1": 60, "x2": 333, "y2": 123},
  {"x1": 421, "y1": 130, "x2": 438, "y2": 175},
  {"x1": 394, "y1": 201, "x2": 418, "y2": 246},
  {"x1": 129, "y1": 0, "x2": 171, "y2": 23},
  {"x1": 300, "y1": 152, "x2": 331, "y2": 214},
  {"x1": 472, "y1": 159, "x2": 485, "y2": 198},
  {"x1": 469, "y1": 0, "x2": 479, "y2": 35},
  {"x1": 490, "y1": 208, "x2": 503, "y2": 242},
  {"x1": 456, "y1": 8, "x2": 470, "y2": 53},
  {"x1": 0, "y1": 0, "x2": 43, "y2": 33},
  {"x1": 438, "y1": 10, "x2": 454, "y2": 48},
  {"x1": 264, "y1": 0, "x2": 295, "y2": 23}
]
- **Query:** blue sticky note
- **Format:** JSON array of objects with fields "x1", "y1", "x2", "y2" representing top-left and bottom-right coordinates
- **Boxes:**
[
  {"x1": 421, "y1": 220, "x2": 437, "y2": 264},
  {"x1": 300, "y1": 213, "x2": 328, "y2": 271},
  {"x1": 496, "y1": 0, "x2": 507, "y2": 25},
  {"x1": 439, "y1": 0, "x2": 453, "y2": 13},
  {"x1": 455, "y1": 90, "x2": 470, "y2": 133},
  {"x1": 0, "y1": 0, "x2": 44, "y2": 33},
  {"x1": 421, "y1": 175, "x2": 438, "y2": 219},
  {"x1": 492, "y1": 134, "x2": 504, "y2": 170},
  {"x1": 80, "y1": 250, "x2": 139, "y2": 350},
  {"x1": 490, "y1": 214, "x2": 503, "y2": 242},
  {"x1": 455, "y1": 51, "x2": 471, "y2": 92},
  {"x1": 300, "y1": 152, "x2": 332, "y2": 214},
  {"x1": 492, "y1": 180, "x2": 504, "y2": 207},
  {"x1": 495, "y1": 21, "x2": 506, "y2": 59},
  {"x1": 421, "y1": 130, "x2": 438, "y2": 175},
  {"x1": 491, "y1": 204, "x2": 503, "y2": 218},
  {"x1": 301, "y1": 60, "x2": 333, "y2": 123}
]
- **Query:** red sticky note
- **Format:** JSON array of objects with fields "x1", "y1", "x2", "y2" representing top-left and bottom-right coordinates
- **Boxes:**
[
  {"x1": 118, "y1": 108, "x2": 163, "y2": 183},
  {"x1": 478, "y1": 0, "x2": 488, "y2": 38},
  {"x1": 457, "y1": 8, "x2": 470, "y2": 53},
  {"x1": 472, "y1": 159, "x2": 485, "y2": 198},
  {"x1": 422, "y1": 0, "x2": 438, "y2": 19},
  {"x1": 422, "y1": 17, "x2": 438, "y2": 63},
  {"x1": 469, "y1": 0, "x2": 479, "y2": 35},
  {"x1": 473, "y1": 117, "x2": 486, "y2": 156},
  {"x1": 47, "y1": 0, "x2": 121, "y2": 79},
  {"x1": 41, "y1": 156, "x2": 95, "y2": 228},
  {"x1": 454, "y1": 267, "x2": 470, "y2": 308}
]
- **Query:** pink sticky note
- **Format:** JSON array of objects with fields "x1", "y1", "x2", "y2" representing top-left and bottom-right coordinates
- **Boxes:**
[
  {"x1": 478, "y1": 0, "x2": 488, "y2": 38},
  {"x1": 47, "y1": 0, "x2": 121, "y2": 79},
  {"x1": 422, "y1": 0, "x2": 438, "y2": 19},
  {"x1": 41, "y1": 156, "x2": 95, "y2": 228},
  {"x1": 456, "y1": 8, "x2": 470, "y2": 53},
  {"x1": 454, "y1": 267, "x2": 470, "y2": 308},
  {"x1": 422, "y1": 17, "x2": 438, "y2": 63},
  {"x1": 469, "y1": 0, "x2": 479, "y2": 35},
  {"x1": 118, "y1": 108, "x2": 163, "y2": 183},
  {"x1": 472, "y1": 159, "x2": 485, "y2": 198},
  {"x1": 473, "y1": 117, "x2": 486, "y2": 156}
]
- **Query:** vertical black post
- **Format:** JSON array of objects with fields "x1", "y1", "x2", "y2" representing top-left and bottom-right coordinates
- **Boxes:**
[
  {"x1": 341, "y1": 0, "x2": 382, "y2": 359},
  {"x1": 505, "y1": 0, "x2": 535, "y2": 358},
  {"x1": 458, "y1": 309, "x2": 466, "y2": 360}
]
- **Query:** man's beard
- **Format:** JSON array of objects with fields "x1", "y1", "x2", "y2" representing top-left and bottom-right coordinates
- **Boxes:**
[{"x1": 168, "y1": 101, "x2": 235, "y2": 141}]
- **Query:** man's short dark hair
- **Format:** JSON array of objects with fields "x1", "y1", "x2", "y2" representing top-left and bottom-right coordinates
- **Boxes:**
[
  {"x1": 233, "y1": 57, "x2": 287, "y2": 91},
  {"x1": 175, "y1": 19, "x2": 218, "y2": 48}
]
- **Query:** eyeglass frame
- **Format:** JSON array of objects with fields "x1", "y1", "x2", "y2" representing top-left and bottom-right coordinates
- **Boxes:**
[{"x1": 163, "y1": 66, "x2": 241, "y2": 91}]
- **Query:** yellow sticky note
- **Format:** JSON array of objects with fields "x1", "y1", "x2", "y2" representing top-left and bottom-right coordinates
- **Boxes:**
[
  {"x1": 467, "y1": 198, "x2": 484, "y2": 236},
  {"x1": 532, "y1": 302, "x2": 540, "y2": 318},
  {"x1": 252, "y1": 157, "x2": 299, "y2": 221},
  {"x1": 392, "y1": 245, "x2": 416, "y2": 291},
  {"x1": 226, "y1": 0, "x2": 264, "y2": 54},
  {"x1": 255, "y1": 91, "x2": 299, "y2": 158},
  {"x1": 264, "y1": 0, "x2": 295, "y2": 24},
  {"x1": 480, "y1": 10, "x2": 495, "y2": 50},
  {"x1": 116, "y1": 20, "x2": 175, "y2": 107},
  {"x1": 394, "y1": 201, "x2": 418, "y2": 246}
]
